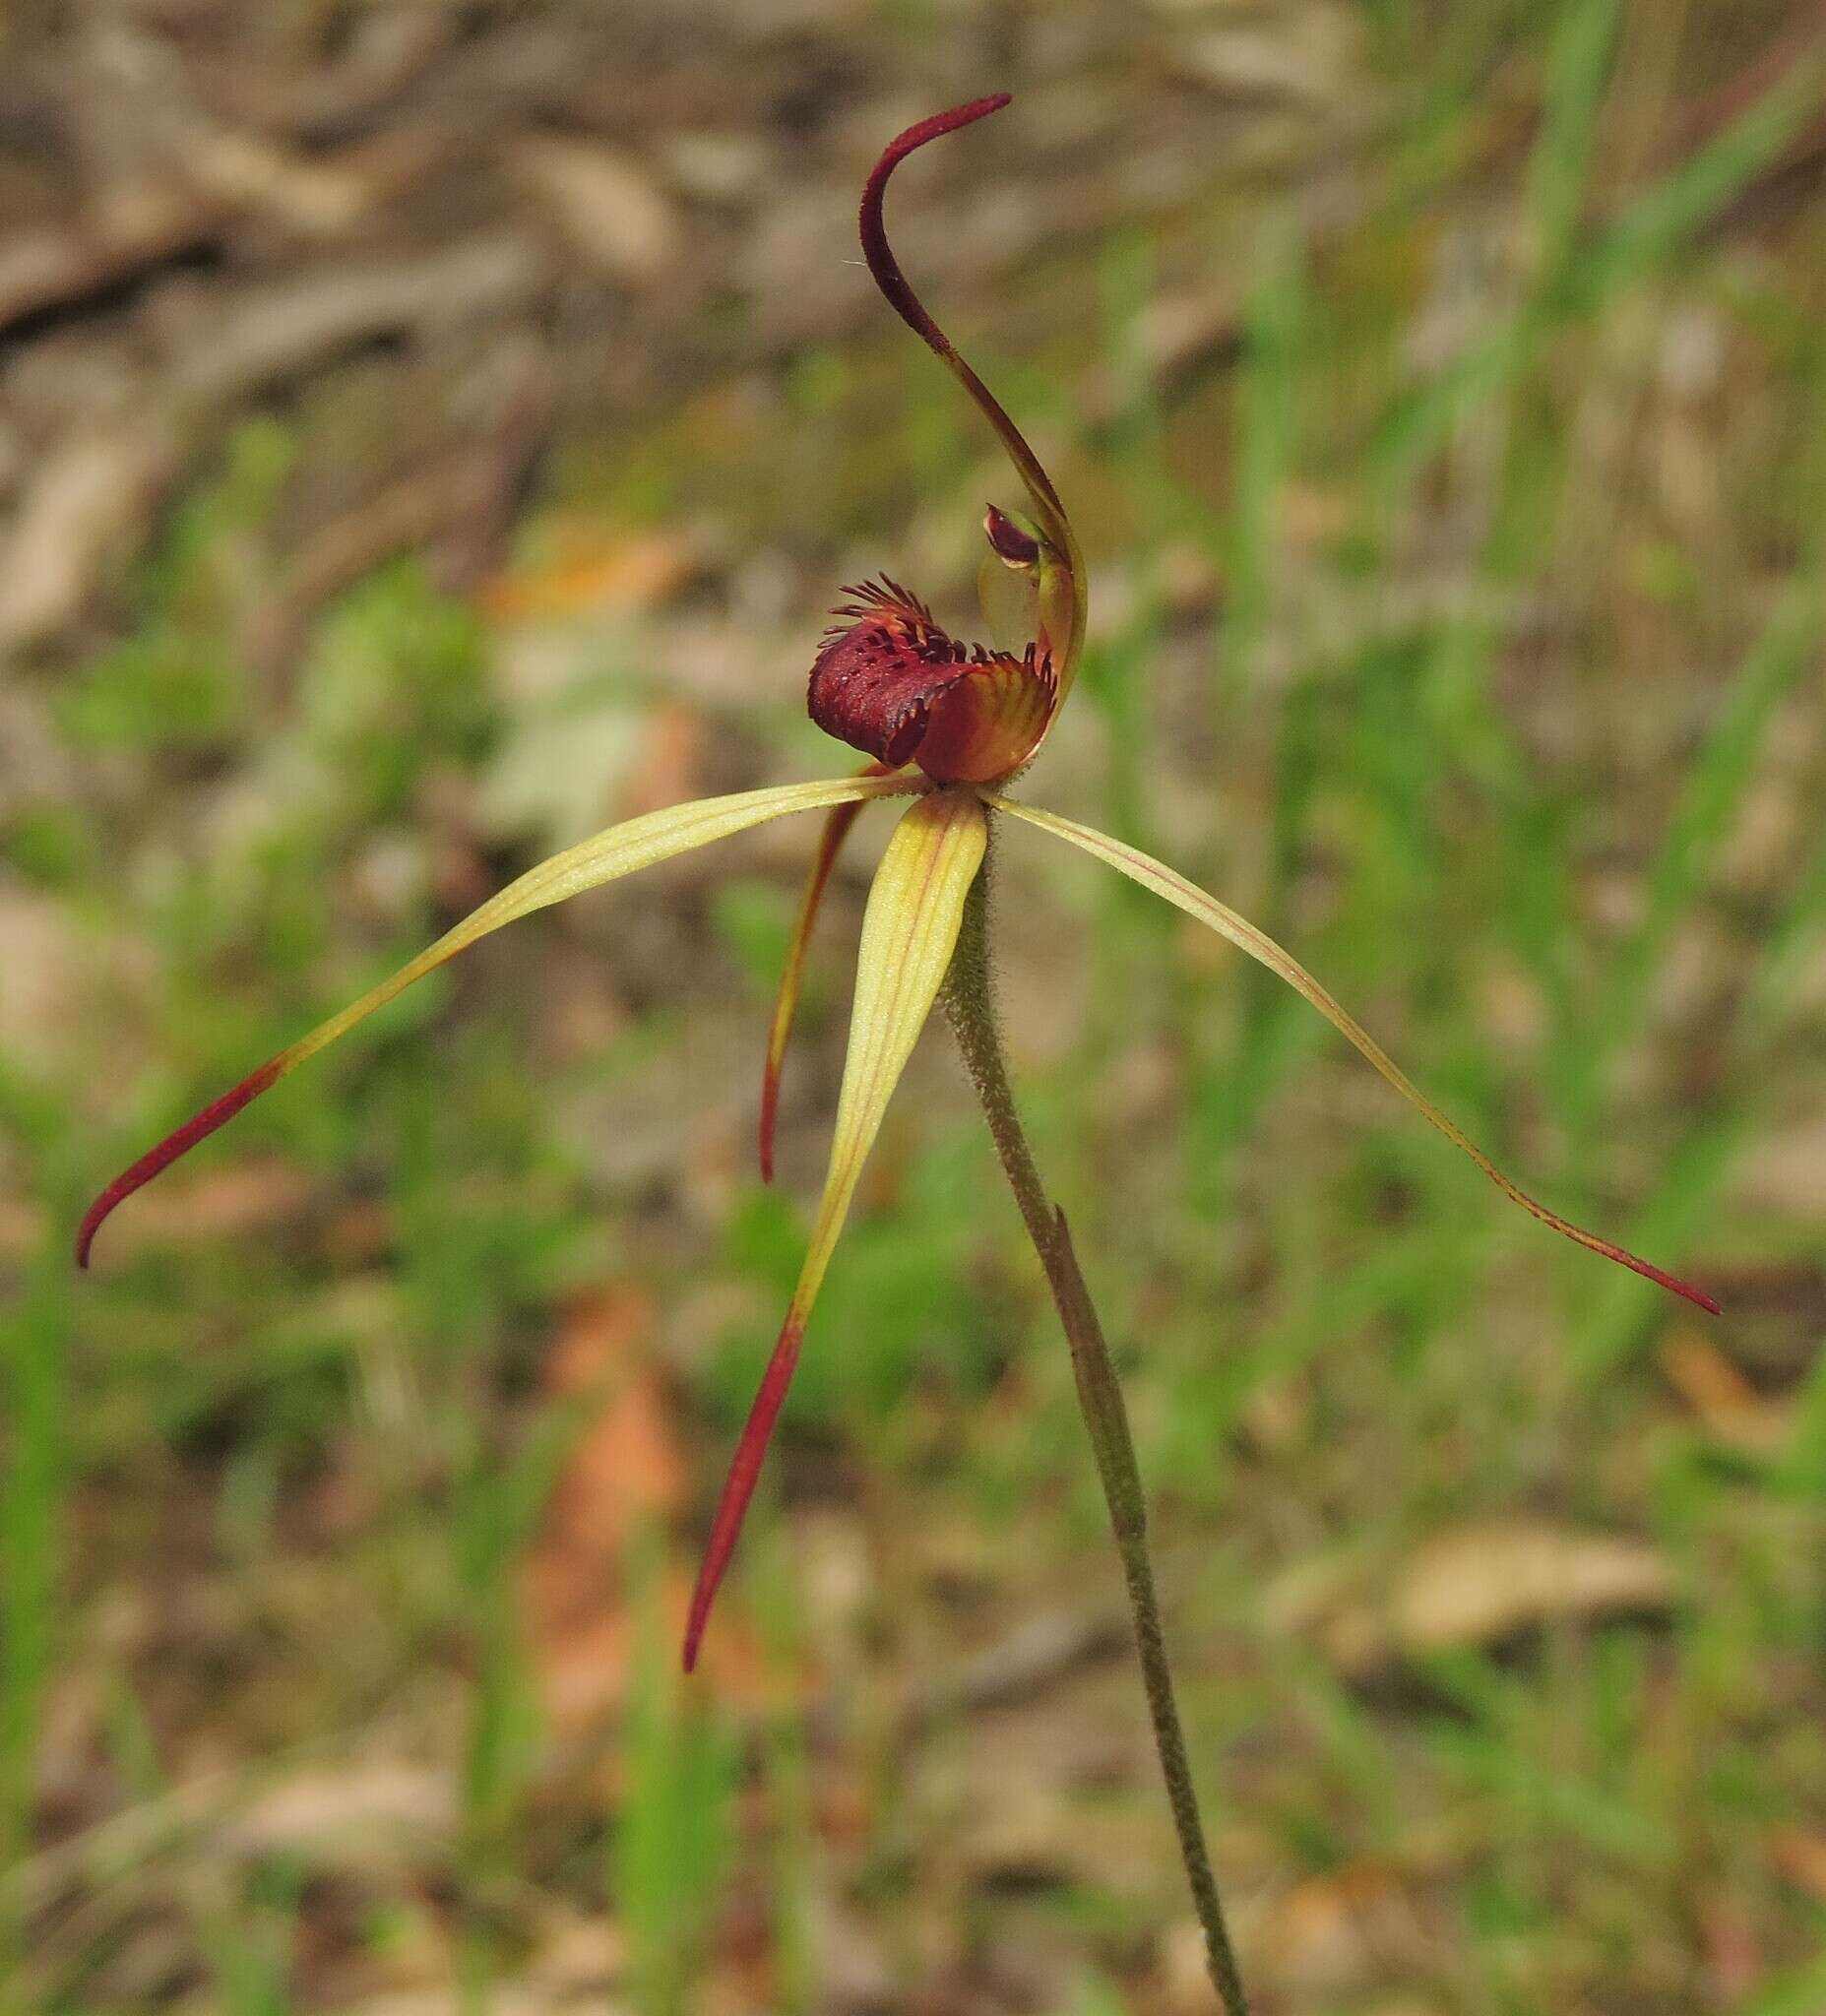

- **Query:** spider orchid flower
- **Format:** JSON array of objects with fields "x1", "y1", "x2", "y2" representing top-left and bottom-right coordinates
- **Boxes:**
[{"x1": 78, "y1": 94, "x2": 1719, "y2": 1683}]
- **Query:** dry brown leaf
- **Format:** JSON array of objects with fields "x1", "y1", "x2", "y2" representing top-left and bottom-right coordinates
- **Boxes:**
[
  {"x1": 1732, "y1": 1110, "x2": 1826, "y2": 1218},
  {"x1": 183, "y1": 129, "x2": 376, "y2": 236},
  {"x1": 1660, "y1": 1329, "x2": 1791, "y2": 1456},
  {"x1": 959, "y1": 1784, "x2": 1165, "y2": 1895},
  {"x1": 1271, "y1": 1521, "x2": 1675, "y2": 1675},
  {"x1": 0, "y1": 419, "x2": 183, "y2": 653},
  {"x1": 1166, "y1": 2, "x2": 1362, "y2": 103},
  {"x1": 1661, "y1": 1326, "x2": 1762, "y2": 1415},
  {"x1": 227, "y1": 1761, "x2": 453, "y2": 1858},
  {"x1": 1251, "y1": 1860, "x2": 1431, "y2": 1997},
  {"x1": 511, "y1": 136, "x2": 680, "y2": 281},
  {"x1": 528, "y1": 1910, "x2": 626, "y2": 1991}
]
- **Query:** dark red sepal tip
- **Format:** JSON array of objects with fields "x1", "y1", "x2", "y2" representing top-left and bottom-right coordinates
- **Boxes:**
[
  {"x1": 859, "y1": 95, "x2": 1011, "y2": 361},
  {"x1": 75, "y1": 1058, "x2": 283, "y2": 1268},
  {"x1": 1635, "y1": 1261, "x2": 1723, "y2": 1316},
  {"x1": 682, "y1": 1315, "x2": 805, "y2": 1672}
]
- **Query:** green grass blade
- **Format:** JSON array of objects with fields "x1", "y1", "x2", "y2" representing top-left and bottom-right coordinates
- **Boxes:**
[
  {"x1": 0, "y1": 1250, "x2": 66, "y2": 1933},
  {"x1": 1570, "y1": 553, "x2": 1823, "y2": 1129}
]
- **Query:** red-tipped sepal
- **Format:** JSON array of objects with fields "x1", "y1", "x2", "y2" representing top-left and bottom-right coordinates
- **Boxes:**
[
  {"x1": 860, "y1": 97, "x2": 1013, "y2": 368},
  {"x1": 75, "y1": 1059, "x2": 283, "y2": 1267},
  {"x1": 682, "y1": 1315, "x2": 803, "y2": 1672},
  {"x1": 987, "y1": 796, "x2": 1723, "y2": 1318},
  {"x1": 1585, "y1": 1251, "x2": 1720, "y2": 1315},
  {"x1": 856, "y1": 94, "x2": 1086, "y2": 706},
  {"x1": 77, "y1": 777, "x2": 918, "y2": 1269}
]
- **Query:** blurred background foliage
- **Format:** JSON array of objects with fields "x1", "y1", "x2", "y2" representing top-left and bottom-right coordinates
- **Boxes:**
[{"x1": 2, "y1": 1, "x2": 1824, "y2": 2010}]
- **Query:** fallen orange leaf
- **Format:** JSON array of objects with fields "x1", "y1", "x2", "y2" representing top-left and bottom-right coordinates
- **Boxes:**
[
  {"x1": 519, "y1": 1284, "x2": 775, "y2": 1724},
  {"x1": 1660, "y1": 1328, "x2": 1789, "y2": 1456},
  {"x1": 1771, "y1": 1828, "x2": 1826, "y2": 1902},
  {"x1": 520, "y1": 1285, "x2": 676, "y2": 1729},
  {"x1": 479, "y1": 525, "x2": 693, "y2": 623}
]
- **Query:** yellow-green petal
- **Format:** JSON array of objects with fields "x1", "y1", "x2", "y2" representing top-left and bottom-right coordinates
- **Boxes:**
[{"x1": 685, "y1": 787, "x2": 989, "y2": 1668}]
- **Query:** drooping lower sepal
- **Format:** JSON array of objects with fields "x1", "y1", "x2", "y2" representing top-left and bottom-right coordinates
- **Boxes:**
[
  {"x1": 760, "y1": 767, "x2": 895, "y2": 1183},
  {"x1": 684, "y1": 788, "x2": 989, "y2": 1671}
]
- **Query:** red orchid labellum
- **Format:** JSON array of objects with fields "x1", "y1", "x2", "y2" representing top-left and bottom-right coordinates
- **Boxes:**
[
  {"x1": 78, "y1": 94, "x2": 1719, "y2": 1687},
  {"x1": 807, "y1": 578, "x2": 1054, "y2": 780}
]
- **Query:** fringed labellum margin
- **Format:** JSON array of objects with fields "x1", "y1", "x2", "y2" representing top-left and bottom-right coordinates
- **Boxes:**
[{"x1": 807, "y1": 579, "x2": 1056, "y2": 784}]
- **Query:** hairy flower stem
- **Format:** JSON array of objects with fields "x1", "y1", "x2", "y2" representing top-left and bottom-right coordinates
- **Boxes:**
[{"x1": 941, "y1": 855, "x2": 1249, "y2": 2016}]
